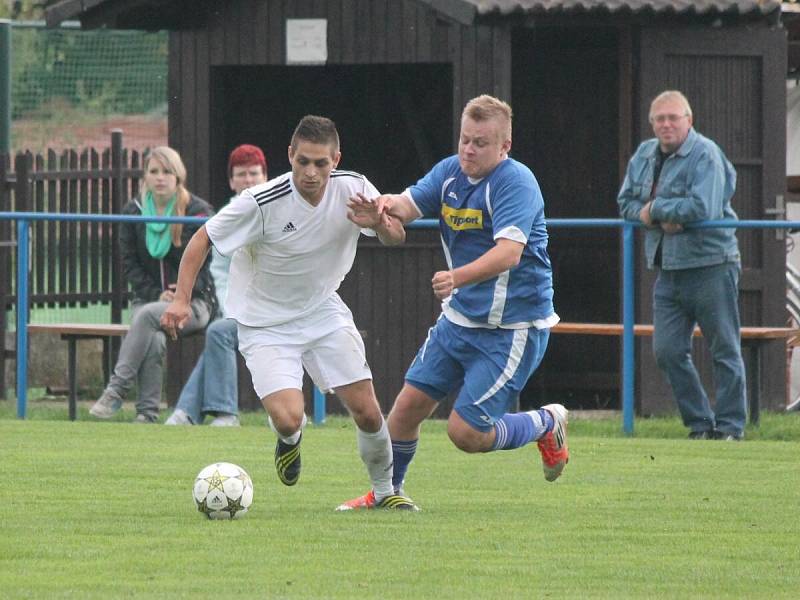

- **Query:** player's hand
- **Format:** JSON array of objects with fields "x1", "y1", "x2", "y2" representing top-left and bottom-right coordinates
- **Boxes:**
[
  {"x1": 160, "y1": 299, "x2": 191, "y2": 341},
  {"x1": 347, "y1": 192, "x2": 381, "y2": 228},
  {"x1": 639, "y1": 201, "x2": 653, "y2": 226},
  {"x1": 432, "y1": 270, "x2": 456, "y2": 300},
  {"x1": 661, "y1": 222, "x2": 683, "y2": 234}
]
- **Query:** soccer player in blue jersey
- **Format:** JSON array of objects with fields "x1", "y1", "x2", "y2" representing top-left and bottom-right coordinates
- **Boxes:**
[{"x1": 337, "y1": 95, "x2": 569, "y2": 511}]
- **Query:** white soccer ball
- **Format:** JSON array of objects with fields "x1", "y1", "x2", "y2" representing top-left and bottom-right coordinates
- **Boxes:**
[{"x1": 192, "y1": 462, "x2": 254, "y2": 520}]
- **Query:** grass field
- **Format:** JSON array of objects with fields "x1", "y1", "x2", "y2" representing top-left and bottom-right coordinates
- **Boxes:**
[{"x1": 1, "y1": 403, "x2": 798, "y2": 599}]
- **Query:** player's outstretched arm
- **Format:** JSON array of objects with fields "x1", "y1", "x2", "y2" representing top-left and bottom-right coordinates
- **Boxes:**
[
  {"x1": 160, "y1": 225, "x2": 212, "y2": 340},
  {"x1": 377, "y1": 193, "x2": 420, "y2": 224},
  {"x1": 373, "y1": 212, "x2": 406, "y2": 246},
  {"x1": 347, "y1": 192, "x2": 406, "y2": 246}
]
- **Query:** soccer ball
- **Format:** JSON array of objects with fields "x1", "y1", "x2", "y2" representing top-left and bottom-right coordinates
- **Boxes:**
[{"x1": 192, "y1": 462, "x2": 254, "y2": 520}]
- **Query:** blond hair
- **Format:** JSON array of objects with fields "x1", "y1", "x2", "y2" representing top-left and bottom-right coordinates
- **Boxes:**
[
  {"x1": 462, "y1": 95, "x2": 513, "y2": 141},
  {"x1": 142, "y1": 146, "x2": 190, "y2": 247},
  {"x1": 649, "y1": 90, "x2": 693, "y2": 121}
]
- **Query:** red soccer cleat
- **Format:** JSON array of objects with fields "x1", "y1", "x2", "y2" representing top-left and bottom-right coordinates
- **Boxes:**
[{"x1": 536, "y1": 404, "x2": 569, "y2": 482}]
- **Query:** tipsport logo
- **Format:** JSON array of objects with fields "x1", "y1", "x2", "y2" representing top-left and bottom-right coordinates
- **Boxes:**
[{"x1": 441, "y1": 205, "x2": 483, "y2": 231}]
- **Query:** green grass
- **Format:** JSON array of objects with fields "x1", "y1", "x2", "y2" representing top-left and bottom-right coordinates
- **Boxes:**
[{"x1": 1, "y1": 404, "x2": 799, "y2": 599}]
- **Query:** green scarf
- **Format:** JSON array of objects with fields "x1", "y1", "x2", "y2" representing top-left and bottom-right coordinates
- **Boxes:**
[{"x1": 142, "y1": 191, "x2": 177, "y2": 259}]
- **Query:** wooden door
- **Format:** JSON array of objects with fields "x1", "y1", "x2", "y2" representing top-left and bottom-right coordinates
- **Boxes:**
[{"x1": 637, "y1": 25, "x2": 787, "y2": 414}]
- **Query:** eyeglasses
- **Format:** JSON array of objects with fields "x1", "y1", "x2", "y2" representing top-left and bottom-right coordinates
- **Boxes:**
[{"x1": 650, "y1": 113, "x2": 689, "y2": 125}]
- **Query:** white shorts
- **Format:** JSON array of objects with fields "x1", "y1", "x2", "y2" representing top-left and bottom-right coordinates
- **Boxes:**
[{"x1": 236, "y1": 294, "x2": 371, "y2": 399}]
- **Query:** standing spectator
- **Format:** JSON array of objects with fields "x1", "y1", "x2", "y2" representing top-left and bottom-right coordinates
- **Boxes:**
[
  {"x1": 618, "y1": 90, "x2": 745, "y2": 441},
  {"x1": 89, "y1": 146, "x2": 216, "y2": 423},
  {"x1": 165, "y1": 144, "x2": 268, "y2": 426}
]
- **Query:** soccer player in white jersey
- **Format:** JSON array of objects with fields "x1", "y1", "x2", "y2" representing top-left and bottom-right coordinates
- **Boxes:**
[
  {"x1": 161, "y1": 115, "x2": 417, "y2": 510},
  {"x1": 338, "y1": 95, "x2": 569, "y2": 511}
]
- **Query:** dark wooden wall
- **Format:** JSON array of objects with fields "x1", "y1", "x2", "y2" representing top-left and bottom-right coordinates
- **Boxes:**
[
  {"x1": 164, "y1": 0, "x2": 511, "y2": 414},
  {"x1": 337, "y1": 231, "x2": 448, "y2": 414},
  {"x1": 167, "y1": 0, "x2": 512, "y2": 204}
]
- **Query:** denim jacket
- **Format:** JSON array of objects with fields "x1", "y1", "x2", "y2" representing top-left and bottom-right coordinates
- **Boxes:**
[{"x1": 617, "y1": 128, "x2": 740, "y2": 270}]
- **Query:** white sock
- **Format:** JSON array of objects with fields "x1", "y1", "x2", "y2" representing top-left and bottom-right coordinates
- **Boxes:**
[
  {"x1": 357, "y1": 419, "x2": 394, "y2": 499},
  {"x1": 268, "y1": 413, "x2": 307, "y2": 445}
]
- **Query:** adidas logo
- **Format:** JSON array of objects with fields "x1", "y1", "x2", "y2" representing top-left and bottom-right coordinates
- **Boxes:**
[{"x1": 282, "y1": 222, "x2": 297, "y2": 233}]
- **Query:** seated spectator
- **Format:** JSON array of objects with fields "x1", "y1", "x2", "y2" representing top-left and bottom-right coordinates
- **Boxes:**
[
  {"x1": 165, "y1": 144, "x2": 268, "y2": 426},
  {"x1": 89, "y1": 146, "x2": 216, "y2": 423}
]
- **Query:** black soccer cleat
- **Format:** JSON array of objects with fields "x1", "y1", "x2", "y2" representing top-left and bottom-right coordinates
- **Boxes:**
[{"x1": 274, "y1": 432, "x2": 302, "y2": 486}]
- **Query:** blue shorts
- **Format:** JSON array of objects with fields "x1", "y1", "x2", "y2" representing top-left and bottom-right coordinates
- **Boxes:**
[{"x1": 405, "y1": 316, "x2": 550, "y2": 431}]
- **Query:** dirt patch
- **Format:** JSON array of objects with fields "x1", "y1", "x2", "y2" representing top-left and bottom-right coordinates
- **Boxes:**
[{"x1": 12, "y1": 114, "x2": 167, "y2": 155}]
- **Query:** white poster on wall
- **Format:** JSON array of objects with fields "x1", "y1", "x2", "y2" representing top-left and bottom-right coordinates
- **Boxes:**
[{"x1": 286, "y1": 19, "x2": 327, "y2": 65}]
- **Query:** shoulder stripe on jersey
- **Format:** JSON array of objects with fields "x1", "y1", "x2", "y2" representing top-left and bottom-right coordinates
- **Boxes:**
[
  {"x1": 254, "y1": 181, "x2": 291, "y2": 206},
  {"x1": 440, "y1": 177, "x2": 456, "y2": 204},
  {"x1": 330, "y1": 170, "x2": 363, "y2": 179},
  {"x1": 253, "y1": 179, "x2": 290, "y2": 200}
]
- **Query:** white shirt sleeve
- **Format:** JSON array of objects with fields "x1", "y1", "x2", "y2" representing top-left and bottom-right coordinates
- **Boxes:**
[
  {"x1": 359, "y1": 176, "x2": 382, "y2": 238},
  {"x1": 206, "y1": 189, "x2": 264, "y2": 256}
]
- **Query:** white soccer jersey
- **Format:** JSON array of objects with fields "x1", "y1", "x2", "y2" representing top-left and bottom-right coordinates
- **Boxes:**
[{"x1": 205, "y1": 170, "x2": 378, "y2": 327}]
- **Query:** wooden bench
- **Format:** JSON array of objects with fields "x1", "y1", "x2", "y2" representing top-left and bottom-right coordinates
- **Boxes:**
[
  {"x1": 27, "y1": 323, "x2": 129, "y2": 421},
  {"x1": 550, "y1": 322, "x2": 800, "y2": 423},
  {"x1": 27, "y1": 322, "x2": 259, "y2": 420}
]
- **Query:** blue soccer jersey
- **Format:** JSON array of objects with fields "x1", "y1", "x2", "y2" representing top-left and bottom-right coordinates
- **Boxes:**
[{"x1": 408, "y1": 155, "x2": 555, "y2": 327}]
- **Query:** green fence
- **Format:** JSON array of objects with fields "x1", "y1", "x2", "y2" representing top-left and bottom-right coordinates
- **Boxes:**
[{"x1": 7, "y1": 20, "x2": 167, "y2": 153}]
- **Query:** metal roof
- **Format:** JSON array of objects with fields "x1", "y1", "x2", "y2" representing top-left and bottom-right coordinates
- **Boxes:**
[
  {"x1": 464, "y1": 0, "x2": 782, "y2": 15},
  {"x1": 45, "y1": 0, "x2": 783, "y2": 28}
]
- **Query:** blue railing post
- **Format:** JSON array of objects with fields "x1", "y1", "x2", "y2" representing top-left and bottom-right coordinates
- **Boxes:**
[
  {"x1": 622, "y1": 223, "x2": 635, "y2": 436},
  {"x1": 16, "y1": 219, "x2": 29, "y2": 419},
  {"x1": 313, "y1": 386, "x2": 326, "y2": 425}
]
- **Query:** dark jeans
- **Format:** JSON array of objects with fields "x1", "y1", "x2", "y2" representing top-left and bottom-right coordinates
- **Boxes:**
[{"x1": 653, "y1": 262, "x2": 746, "y2": 435}]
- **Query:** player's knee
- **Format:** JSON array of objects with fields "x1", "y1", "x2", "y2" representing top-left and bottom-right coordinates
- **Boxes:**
[
  {"x1": 272, "y1": 413, "x2": 304, "y2": 436},
  {"x1": 446, "y1": 419, "x2": 487, "y2": 453},
  {"x1": 350, "y1": 402, "x2": 384, "y2": 433},
  {"x1": 266, "y1": 405, "x2": 305, "y2": 435}
]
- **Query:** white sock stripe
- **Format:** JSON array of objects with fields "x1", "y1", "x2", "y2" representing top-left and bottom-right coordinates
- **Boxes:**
[
  {"x1": 494, "y1": 420, "x2": 508, "y2": 448},
  {"x1": 526, "y1": 409, "x2": 547, "y2": 440},
  {"x1": 392, "y1": 440, "x2": 418, "y2": 453}
]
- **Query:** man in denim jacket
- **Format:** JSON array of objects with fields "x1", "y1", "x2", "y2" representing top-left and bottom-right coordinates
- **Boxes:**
[{"x1": 618, "y1": 90, "x2": 745, "y2": 441}]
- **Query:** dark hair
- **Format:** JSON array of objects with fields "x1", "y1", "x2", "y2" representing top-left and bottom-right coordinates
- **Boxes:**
[
  {"x1": 290, "y1": 115, "x2": 340, "y2": 153},
  {"x1": 228, "y1": 144, "x2": 267, "y2": 178}
]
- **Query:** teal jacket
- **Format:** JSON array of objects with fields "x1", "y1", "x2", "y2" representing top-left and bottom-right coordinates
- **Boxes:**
[{"x1": 617, "y1": 127, "x2": 740, "y2": 270}]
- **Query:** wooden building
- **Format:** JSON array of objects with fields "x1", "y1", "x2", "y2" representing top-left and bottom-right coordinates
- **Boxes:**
[{"x1": 46, "y1": 0, "x2": 790, "y2": 415}]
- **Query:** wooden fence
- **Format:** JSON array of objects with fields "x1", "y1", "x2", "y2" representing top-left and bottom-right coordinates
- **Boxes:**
[
  {"x1": 0, "y1": 130, "x2": 142, "y2": 398},
  {"x1": 0, "y1": 130, "x2": 451, "y2": 414}
]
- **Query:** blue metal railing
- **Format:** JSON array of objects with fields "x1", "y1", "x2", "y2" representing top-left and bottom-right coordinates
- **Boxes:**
[{"x1": 3, "y1": 211, "x2": 799, "y2": 433}]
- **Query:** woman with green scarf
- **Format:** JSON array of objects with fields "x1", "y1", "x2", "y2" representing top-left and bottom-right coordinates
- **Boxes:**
[{"x1": 90, "y1": 147, "x2": 217, "y2": 423}]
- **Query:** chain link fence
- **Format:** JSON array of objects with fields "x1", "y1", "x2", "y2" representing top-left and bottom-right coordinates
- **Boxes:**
[{"x1": 10, "y1": 21, "x2": 167, "y2": 153}]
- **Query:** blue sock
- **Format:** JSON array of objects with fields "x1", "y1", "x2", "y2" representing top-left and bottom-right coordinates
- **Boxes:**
[
  {"x1": 491, "y1": 409, "x2": 552, "y2": 451},
  {"x1": 391, "y1": 439, "x2": 418, "y2": 491}
]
